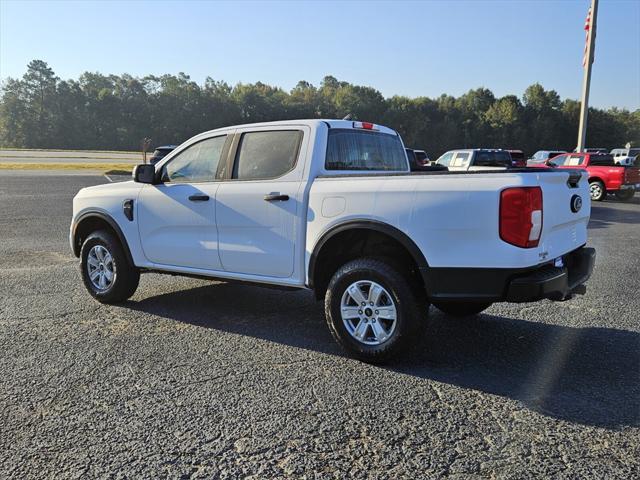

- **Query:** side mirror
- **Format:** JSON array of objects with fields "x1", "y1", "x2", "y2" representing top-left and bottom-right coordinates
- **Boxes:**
[{"x1": 132, "y1": 164, "x2": 155, "y2": 184}]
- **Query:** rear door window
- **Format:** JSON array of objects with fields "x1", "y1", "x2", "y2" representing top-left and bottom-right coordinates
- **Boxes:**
[
  {"x1": 325, "y1": 129, "x2": 407, "y2": 171},
  {"x1": 451, "y1": 152, "x2": 470, "y2": 167},
  {"x1": 565, "y1": 155, "x2": 584, "y2": 166},
  {"x1": 233, "y1": 130, "x2": 302, "y2": 180}
]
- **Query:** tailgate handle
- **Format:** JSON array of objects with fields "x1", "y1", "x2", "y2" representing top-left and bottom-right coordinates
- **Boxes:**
[{"x1": 567, "y1": 171, "x2": 582, "y2": 188}]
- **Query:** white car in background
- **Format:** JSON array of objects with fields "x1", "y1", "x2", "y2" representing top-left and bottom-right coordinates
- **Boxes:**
[
  {"x1": 434, "y1": 149, "x2": 513, "y2": 171},
  {"x1": 610, "y1": 148, "x2": 640, "y2": 166}
]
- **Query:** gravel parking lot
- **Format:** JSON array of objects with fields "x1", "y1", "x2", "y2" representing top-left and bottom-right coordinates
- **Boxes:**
[{"x1": 1, "y1": 174, "x2": 638, "y2": 478}]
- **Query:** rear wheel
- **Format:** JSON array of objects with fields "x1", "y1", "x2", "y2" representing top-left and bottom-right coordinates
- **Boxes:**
[
  {"x1": 589, "y1": 180, "x2": 606, "y2": 201},
  {"x1": 80, "y1": 230, "x2": 139, "y2": 304},
  {"x1": 614, "y1": 189, "x2": 635, "y2": 201},
  {"x1": 432, "y1": 301, "x2": 492, "y2": 317},
  {"x1": 325, "y1": 258, "x2": 427, "y2": 363}
]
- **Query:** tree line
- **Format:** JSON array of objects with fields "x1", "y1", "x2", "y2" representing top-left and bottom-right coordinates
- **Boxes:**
[{"x1": 1, "y1": 60, "x2": 638, "y2": 158}]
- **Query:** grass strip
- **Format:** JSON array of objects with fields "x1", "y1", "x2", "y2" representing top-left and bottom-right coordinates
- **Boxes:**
[
  {"x1": 0, "y1": 147, "x2": 140, "y2": 154},
  {"x1": 0, "y1": 154, "x2": 138, "y2": 160}
]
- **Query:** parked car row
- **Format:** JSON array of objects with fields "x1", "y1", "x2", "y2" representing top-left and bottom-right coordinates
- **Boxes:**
[
  {"x1": 530, "y1": 147, "x2": 639, "y2": 167},
  {"x1": 530, "y1": 152, "x2": 640, "y2": 201},
  {"x1": 428, "y1": 147, "x2": 639, "y2": 201}
]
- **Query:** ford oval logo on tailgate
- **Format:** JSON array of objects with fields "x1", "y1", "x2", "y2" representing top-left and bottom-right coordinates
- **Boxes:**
[{"x1": 570, "y1": 194, "x2": 583, "y2": 213}]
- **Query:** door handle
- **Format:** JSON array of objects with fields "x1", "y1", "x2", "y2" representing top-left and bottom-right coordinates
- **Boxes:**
[
  {"x1": 264, "y1": 193, "x2": 289, "y2": 202},
  {"x1": 188, "y1": 194, "x2": 210, "y2": 202}
]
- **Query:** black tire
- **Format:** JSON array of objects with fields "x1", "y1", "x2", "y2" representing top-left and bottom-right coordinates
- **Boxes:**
[
  {"x1": 432, "y1": 301, "x2": 492, "y2": 317},
  {"x1": 80, "y1": 230, "x2": 139, "y2": 304},
  {"x1": 614, "y1": 189, "x2": 635, "y2": 202},
  {"x1": 589, "y1": 180, "x2": 606, "y2": 201},
  {"x1": 324, "y1": 258, "x2": 428, "y2": 363}
]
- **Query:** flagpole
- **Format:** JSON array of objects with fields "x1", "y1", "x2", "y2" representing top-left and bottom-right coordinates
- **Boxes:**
[{"x1": 577, "y1": 0, "x2": 598, "y2": 152}]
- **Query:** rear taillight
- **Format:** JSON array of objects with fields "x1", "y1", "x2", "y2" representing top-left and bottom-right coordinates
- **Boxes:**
[{"x1": 500, "y1": 187, "x2": 543, "y2": 248}]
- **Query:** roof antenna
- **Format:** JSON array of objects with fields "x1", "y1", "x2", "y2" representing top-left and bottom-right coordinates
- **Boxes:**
[{"x1": 342, "y1": 113, "x2": 352, "y2": 121}]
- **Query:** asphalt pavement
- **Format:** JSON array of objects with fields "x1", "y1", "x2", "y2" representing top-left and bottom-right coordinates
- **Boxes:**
[{"x1": 0, "y1": 174, "x2": 638, "y2": 478}]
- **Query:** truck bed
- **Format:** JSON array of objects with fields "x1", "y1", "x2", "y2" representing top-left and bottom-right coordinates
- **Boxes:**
[{"x1": 308, "y1": 168, "x2": 589, "y2": 270}]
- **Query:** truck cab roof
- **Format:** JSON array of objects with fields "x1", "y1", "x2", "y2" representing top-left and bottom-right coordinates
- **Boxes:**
[{"x1": 193, "y1": 119, "x2": 399, "y2": 138}]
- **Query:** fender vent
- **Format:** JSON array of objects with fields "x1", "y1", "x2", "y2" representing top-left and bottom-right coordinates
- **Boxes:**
[{"x1": 123, "y1": 199, "x2": 134, "y2": 221}]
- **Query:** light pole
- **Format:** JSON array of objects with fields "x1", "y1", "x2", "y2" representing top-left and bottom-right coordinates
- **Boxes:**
[{"x1": 576, "y1": 0, "x2": 598, "y2": 152}]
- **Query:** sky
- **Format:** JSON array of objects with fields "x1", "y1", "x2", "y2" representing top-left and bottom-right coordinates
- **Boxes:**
[{"x1": 1, "y1": 0, "x2": 639, "y2": 110}]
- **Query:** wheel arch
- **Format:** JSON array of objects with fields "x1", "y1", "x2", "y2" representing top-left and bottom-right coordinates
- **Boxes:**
[
  {"x1": 308, "y1": 220, "x2": 428, "y2": 299},
  {"x1": 72, "y1": 210, "x2": 134, "y2": 266},
  {"x1": 588, "y1": 176, "x2": 604, "y2": 185}
]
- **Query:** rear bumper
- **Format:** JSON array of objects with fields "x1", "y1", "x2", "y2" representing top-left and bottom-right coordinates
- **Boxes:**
[
  {"x1": 421, "y1": 246, "x2": 596, "y2": 303},
  {"x1": 505, "y1": 247, "x2": 595, "y2": 302},
  {"x1": 619, "y1": 183, "x2": 640, "y2": 191}
]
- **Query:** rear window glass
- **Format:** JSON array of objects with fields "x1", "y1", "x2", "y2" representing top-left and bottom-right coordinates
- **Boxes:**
[
  {"x1": 474, "y1": 151, "x2": 512, "y2": 167},
  {"x1": 326, "y1": 129, "x2": 407, "y2": 171},
  {"x1": 589, "y1": 154, "x2": 615, "y2": 166}
]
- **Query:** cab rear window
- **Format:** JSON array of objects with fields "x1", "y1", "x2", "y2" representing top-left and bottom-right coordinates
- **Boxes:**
[
  {"x1": 326, "y1": 129, "x2": 407, "y2": 171},
  {"x1": 475, "y1": 151, "x2": 512, "y2": 167},
  {"x1": 589, "y1": 154, "x2": 615, "y2": 166}
]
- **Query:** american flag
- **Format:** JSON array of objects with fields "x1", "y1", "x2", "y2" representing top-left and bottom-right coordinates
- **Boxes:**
[{"x1": 583, "y1": 6, "x2": 593, "y2": 67}]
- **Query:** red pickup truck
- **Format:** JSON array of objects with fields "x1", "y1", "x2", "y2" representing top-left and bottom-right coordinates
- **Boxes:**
[{"x1": 544, "y1": 152, "x2": 640, "y2": 201}]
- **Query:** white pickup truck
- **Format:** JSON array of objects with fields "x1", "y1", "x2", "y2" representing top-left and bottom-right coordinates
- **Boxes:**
[{"x1": 71, "y1": 120, "x2": 595, "y2": 362}]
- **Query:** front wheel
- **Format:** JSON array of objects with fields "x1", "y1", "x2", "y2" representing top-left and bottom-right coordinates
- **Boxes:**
[
  {"x1": 589, "y1": 180, "x2": 606, "y2": 201},
  {"x1": 432, "y1": 301, "x2": 492, "y2": 317},
  {"x1": 80, "y1": 230, "x2": 140, "y2": 304},
  {"x1": 614, "y1": 189, "x2": 635, "y2": 201},
  {"x1": 324, "y1": 258, "x2": 427, "y2": 363}
]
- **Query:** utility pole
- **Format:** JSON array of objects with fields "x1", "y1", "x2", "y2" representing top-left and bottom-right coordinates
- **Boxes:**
[
  {"x1": 576, "y1": 0, "x2": 598, "y2": 152},
  {"x1": 142, "y1": 137, "x2": 152, "y2": 164}
]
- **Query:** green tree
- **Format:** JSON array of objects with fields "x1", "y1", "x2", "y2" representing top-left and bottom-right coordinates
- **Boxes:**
[
  {"x1": 22, "y1": 60, "x2": 59, "y2": 147},
  {"x1": 1, "y1": 61, "x2": 638, "y2": 156}
]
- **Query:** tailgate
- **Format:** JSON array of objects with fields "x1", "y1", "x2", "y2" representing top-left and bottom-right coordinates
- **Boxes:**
[
  {"x1": 624, "y1": 166, "x2": 640, "y2": 184},
  {"x1": 537, "y1": 170, "x2": 590, "y2": 261}
]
